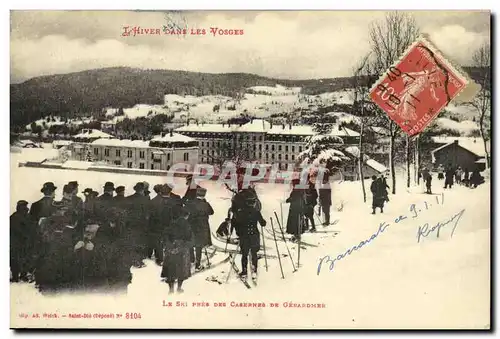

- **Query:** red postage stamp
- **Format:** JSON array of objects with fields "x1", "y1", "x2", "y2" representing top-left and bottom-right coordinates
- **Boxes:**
[{"x1": 369, "y1": 36, "x2": 469, "y2": 136}]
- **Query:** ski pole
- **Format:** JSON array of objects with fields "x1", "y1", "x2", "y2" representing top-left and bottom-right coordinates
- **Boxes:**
[
  {"x1": 273, "y1": 211, "x2": 296, "y2": 272},
  {"x1": 297, "y1": 213, "x2": 302, "y2": 269},
  {"x1": 270, "y1": 217, "x2": 285, "y2": 279},
  {"x1": 280, "y1": 203, "x2": 284, "y2": 231},
  {"x1": 225, "y1": 244, "x2": 239, "y2": 283},
  {"x1": 204, "y1": 247, "x2": 211, "y2": 267},
  {"x1": 260, "y1": 224, "x2": 268, "y2": 272}
]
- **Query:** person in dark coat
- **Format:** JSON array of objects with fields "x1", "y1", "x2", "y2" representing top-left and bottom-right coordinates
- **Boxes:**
[
  {"x1": 185, "y1": 187, "x2": 213, "y2": 270},
  {"x1": 30, "y1": 182, "x2": 57, "y2": 226},
  {"x1": 114, "y1": 186, "x2": 126, "y2": 201},
  {"x1": 285, "y1": 179, "x2": 306, "y2": 242},
  {"x1": 10, "y1": 200, "x2": 36, "y2": 282},
  {"x1": 35, "y1": 194, "x2": 78, "y2": 293},
  {"x1": 161, "y1": 207, "x2": 192, "y2": 294},
  {"x1": 370, "y1": 176, "x2": 385, "y2": 214},
  {"x1": 470, "y1": 168, "x2": 483, "y2": 188},
  {"x1": 182, "y1": 175, "x2": 200, "y2": 204},
  {"x1": 232, "y1": 194, "x2": 266, "y2": 279},
  {"x1": 318, "y1": 175, "x2": 332, "y2": 226},
  {"x1": 421, "y1": 168, "x2": 433, "y2": 194},
  {"x1": 380, "y1": 174, "x2": 390, "y2": 202},
  {"x1": 303, "y1": 181, "x2": 318, "y2": 232},
  {"x1": 143, "y1": 182, "x2": 151, "y2": 201},
  {"x1": 437, "y1": 164, "x2": 445, "y2": 180},
  {"x1": 124, "y1": 182, "x2": 150, "y2": 268},
  {"x1": 455, "y1": 167, "x2": 463, "y2": 185},
  {"x1": 68, "y1": 181, "x2": 84, "y2": 215},
  {"x1": 463, "y1": 168, "x2": 470, "y2": 187},
  {"x1": 444, "y1": 165, "x2": 454, "y2": 189}
]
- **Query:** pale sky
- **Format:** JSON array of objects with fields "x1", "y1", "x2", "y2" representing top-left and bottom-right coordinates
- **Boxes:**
[{"x1": 10, "y1": 10, "x2": 490, "y2": 83}]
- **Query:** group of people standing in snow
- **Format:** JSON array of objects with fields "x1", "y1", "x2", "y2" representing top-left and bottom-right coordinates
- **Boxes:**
[
  {"x1": 423, "y1": 164, "x2": 484, "y2": 194},
  {"x1": 10, "y1": 176, "x2": 215, "y2": 294}
]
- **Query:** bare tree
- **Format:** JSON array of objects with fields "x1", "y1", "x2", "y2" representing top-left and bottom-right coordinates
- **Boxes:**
[
  {"x1": 369, "y1": 12, "x2": 420, "y2": 194},
  {"x1": 471, "y1": 43, "x2": 491, "y2": 169}
]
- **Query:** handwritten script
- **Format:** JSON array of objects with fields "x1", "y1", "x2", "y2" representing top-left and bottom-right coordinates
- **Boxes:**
[{"x1": 416, "y1": 209, "x2": 465, "y2": 243}]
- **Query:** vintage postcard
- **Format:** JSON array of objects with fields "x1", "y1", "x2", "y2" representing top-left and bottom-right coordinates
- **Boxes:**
[{"x1": 10, "y1": 10, "x2": 491, "y2": 329}]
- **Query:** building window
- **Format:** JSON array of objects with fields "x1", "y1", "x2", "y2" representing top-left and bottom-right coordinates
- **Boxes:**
[
  {"x1": 139, "y1": 163, "x2": 145, "y2": 169},
  {"x1": 285, "y1": 145, "x2": 289, "y2": 152},
  {"x1": 278, "y1": 145, "x2": 282, "y2": 151},
  {"x1": 292, "y1": 155, "x2": 295, "y2": 161},
  {"x1": 201, "y1": 141, "x2": 204, "y2": 147},
  {"x1": 116, "y1": 149, "x2": 121, "y2": 157},
  {"x1": 139, "y1": 151, "x2": 145, "y2": 159},
  {"x1": 253, "y1": 144, "x2": 256, "y2": 151},
  {"x1": 259, "y1": 136, "x2": 262, "y2": 142},
  {"x1": 167, "y1": 153, "x2": 171, "y2": 161},
  {"x1": 259, "y1": 144, "x2": 262, "y2": 151},
  {"x1": 259, "y1": 152, "x2": 262, "y2": 158},
  {"x1": 278, "y1": 154, "x2": 282, "y2": 160},
  {"x1": 114, "y1": 160, "x2": 121, "y2": 166},
  {"x1": 266, "y1": 153, "x2": 269, "y2": 159},
  {"x1": 104, "y1": 149, "x2": 109, "y2": 157},
  {"x1": 127, "y1": 150, "x2": 132, "y2": 158},
  {"x1": 285, "y1": 154, "x2": 288, "y2": 161},
  {"x1": 292, "y1": 146, "x2": 295, "y2": 152},
  {"x1": 201, "y1": 149, "x2": 204, "y2": 155},
  {"x1": 184, "y1": 153, "x2": 189, "y2": 161},
  {"x1": 151, "y1": 164, "x2": 154, "y2": 170},
  {"x1": 299, "y1": 146, "x2": 302, "y2": 152},
  {"x1": 253, "y1": 136, "x2": 256, "y2": 141},
  {"x1": 127, "y1": 162, "x2": 133, "y2": 168},
  {"x1": 93, "y1": 148, "x2": 99, "y2": 155},
  {"x1": 272, "y1": 145, "x2": 275, "y2": 151},
  {"x1": 265, "y1": 145, "x2": 269, "y2": 151}
]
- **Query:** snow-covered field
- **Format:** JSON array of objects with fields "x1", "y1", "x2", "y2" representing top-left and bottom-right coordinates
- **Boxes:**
[{"x1": 10, "y1": 148, "x2": 490, "y2": 329}]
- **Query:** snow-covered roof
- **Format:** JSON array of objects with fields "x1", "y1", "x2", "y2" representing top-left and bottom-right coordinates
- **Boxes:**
[
  {"x1": 237, "y1": 119, "x2": 272, "y2": 133},
  {"x1": 366, "y1": 159, "x2": 387, "y2": 173},
  {"x1": 431, "y1": 138, "x2": 488, "y2": 157},
  {"x1": 53, "y1": 140, "x2": 72, "y2": 146},
  {"x1": 74, "y1": 129, "x2": 114, "y2": 139},
  {"x1": 268, "y1": 125, "x2": 315, "y2": 136},
  {"x1": 175, "y1": 123, "x2": 238, "y2": 133},
  {"x1": 91, "y1": 138, "x2": 150, "y2": 148},
  {"x1": 151, "y1": 132, "x2": 196, "y2": 143}
]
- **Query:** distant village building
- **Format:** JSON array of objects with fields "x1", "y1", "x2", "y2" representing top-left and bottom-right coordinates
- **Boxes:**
[
  {"x1": 174, "y1": 118, "x2": 385, "y2": 179},
  {"x1": 431, "y1": 137, "x2": 490, "y2": 171},
  {"x1": 67, "y1": 130, "x2": 198, "y2": 171},
  {"x1": 72, "y1": 129, "x2": 114, "y2": 143}
]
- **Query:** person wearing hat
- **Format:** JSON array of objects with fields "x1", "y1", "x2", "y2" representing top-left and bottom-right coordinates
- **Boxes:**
[
  {"x1": 317, "y1": 169, "x2": 332, "y2": 226},
  {"x1": 98, "y1": 182, "x2": 115, "y2": 201},
  {"x1": 370, "y1": 175, "x2": 385, "y2": 215},
  {"x1": 10, "y1": 200, "x2": 36, "y2": 282},
  {"x1": 82, "y1": 188, "x2": 94, "y2": 202},
  {"x1": 124, "y1": 182, "x2": 151, "y2": 267},
  {"x1": 68, "y1": 181, "x2": 84, "y2": 217},
  {"x1": 29, "y1": 182, "x2": 57, "y2": 226},
  {"x1": 182, "y1": 175, "x2": 201, "y2": 205},
  {"x1": 114, "y1": 186, "x2": 126, "y2": 201},
  {"x1": 231, "y1": 192, "x2": 266, "y2": 281},
  {"x1": 143, "y1": 182, "x2": 151, "y2": 200},
  {"x1": 184, "y1": 186, "x2": 213, "y2": 271}
]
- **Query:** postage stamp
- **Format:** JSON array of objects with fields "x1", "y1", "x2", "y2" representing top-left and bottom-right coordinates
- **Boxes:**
[{"x1": 369, "y1": 36, "x2": 469, "y2": 136}]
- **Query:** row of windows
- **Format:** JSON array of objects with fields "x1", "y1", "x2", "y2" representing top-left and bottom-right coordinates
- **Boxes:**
[
  {"x1": 199, "y1": 151, "x2": 295, "y2": 161},
  {"x1": 94, "y1": 148, "x2": 190, "y2": 162},
  {"x1": 199, "y1": 142, "x2": 303, "y2": 153}
]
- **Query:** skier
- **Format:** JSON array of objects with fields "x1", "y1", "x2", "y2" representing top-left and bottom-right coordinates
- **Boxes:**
[
  {"x1": 232, "y1": 193, "x2": 266, "y2": 281},
  {"x1": 285, "y1": 179, "x2": 306, "y2": 242},
  {"x1": 437, "y1": 164, "x2": 445, "y2": 180},
  {"x1": 317, "y1": 173, "x2": 332, "y2": 226},
  {"x1": 303, "y1": 180, "x2": 318, "y2": 232},
  {"x1": 182, "y1": 175, "x2": 200, "y2": 204},
  {"x1": 185, "y1": 187, "x2": 213, "y2": 271},
  {"x1": 470, "y1": 168, "x2": 483, "y2": 188},
  {"x1": 455, "y1": 167, "x2": 463, "y2": 185},
  {"x1": 10, "y1": 200, "x2": 36, "y2": 282},
  {"x1": 370, "y1": 176, "x2": 385, "y2": 214},
  {"x1": 161, "y1": 207, "x2": 192, "y2": 294},
  {"x1": 114, "y1": 186, "x2": 126, "y2": 201},
  {"x1": 421, "y1": 168, "x2": 433, "y2": 194},
  {"x1": 463, "y1": 168, "x2": 470, "y2": 187}
]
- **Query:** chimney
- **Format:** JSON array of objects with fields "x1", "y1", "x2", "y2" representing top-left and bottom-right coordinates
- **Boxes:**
[
  {"x1": 239, "y1": 123, "x2": 243, "y2": 127},
  {"x1": 454, "y1": 140, "x2": 459, "y2": 144},
  {"x1": 251, "y1": 119, "x2": 254, "y2": 124}
]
